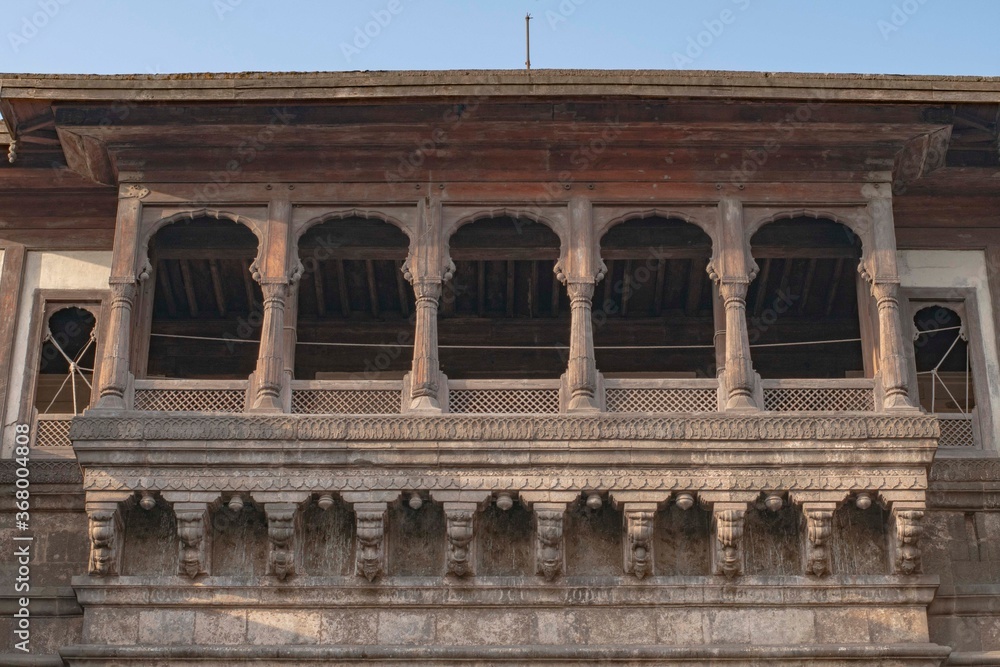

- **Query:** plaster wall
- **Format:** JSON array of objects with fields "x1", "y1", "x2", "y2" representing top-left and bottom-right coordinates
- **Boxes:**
[
  {"x1": 897, "y1": 249, "x2": 1000, "y2": 454},
  {"x1": 1, "y1": 251, "x2": 111, "y2": 457}
]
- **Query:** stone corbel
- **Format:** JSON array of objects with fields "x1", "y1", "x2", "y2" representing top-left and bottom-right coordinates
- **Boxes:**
[
  {"x1": 265, "y1": 502, "x2": 301, "y2": 580},
  {"x1": 443, "y1": 503, "x2": 477, "y2": 578},
  {"x1": 343, "y1": 491, "x2": 398, "y2": 582},
  {"x1": 623, "y1": 503, "x2": 656, "y2": 579},
  {"x1": 175, "y1": 503, "x2": 212, "y2": 578},
  {"x1": 802, "y1": 502, "x2": 837, "y2": 577},
  {"x1": 711, "y1": 502, "x2": 747, "y2": 579},
  {"x1": 533, "y1": 503, "x2": 567, "y2": 581},
  {"x1": 85, "y1": 493, "x2": 132, "y2": 577},
  {"x1": 889, "y1": 501, "x2": 925, "y2": 575}
]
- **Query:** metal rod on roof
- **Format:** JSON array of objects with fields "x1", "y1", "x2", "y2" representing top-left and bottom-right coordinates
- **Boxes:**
[{"x1": 525, "y1": 13, "x2": 532, "y2": 71}]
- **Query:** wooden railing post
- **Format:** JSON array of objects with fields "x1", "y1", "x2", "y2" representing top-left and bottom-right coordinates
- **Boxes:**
[{"x1": 565, "y1": 280, "x2": 600, "y2": 412}]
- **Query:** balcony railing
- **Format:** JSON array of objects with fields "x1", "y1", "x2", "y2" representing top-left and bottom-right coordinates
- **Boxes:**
[
  {"x1": 936, "y1": 413, "x2": 977, "y2": 448},
  {"x1": 761, "y1": 378, "x2": 876, "y2": 412},
  {"x1": 33, "y1": 413, "x2": 75, "y2": 449},
  {"x1": 605, "y1": 378, "x2": 719, "y2": 413},
  {"x1": 133, "y1": 379, "x2": 248, "y2": 413},
  {"x1": 448, "y1": 379, "x2": 561, "y2": 414},
  {"x1": 291, "y1": 380, "x2": 403, "y2": 415}
]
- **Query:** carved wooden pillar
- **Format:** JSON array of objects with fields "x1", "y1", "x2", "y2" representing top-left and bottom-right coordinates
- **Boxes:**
[
  {"x1": 407, "y1": 274, "x2": 446, "y2": 412},
  {"x1": 890, "y1": 502, "x2": 925, "y2": 575},
  {"x1": 443, "y1": 502, "x2": 477, "y2": 578},
  {"x1": 252, "y1": 281, "x2": 288, "y2": 412},
  {"x1": 718, "y1": 280, "x2": 757, "y2": 411},
  {"x1": 802, "y1": 503, "x2": 836, "y2": 577},
  {"x1": 565, "y1": 280, "x2": 600, "y2": 412},
  {"x1": 265, "y1": 502, "x2": 301, "y2": 580},
  {"x1": 85, "y1": 493, "x2": 131, "y2": 576},
  {"x1": 623, "y1": 503, "x2": 656, "y2": 579},
  {"x1": 534, "y1": 503, "x2": 566, "y2": 581},
  {"x1": 871, "y1": 280, "x2": 915, "y2": 410},
  {"x1": 865, "y1": 188, "x2": 916, "y2": 410},
  {"x1": 712, "y1": 503, "x2": 747, "y2": 578},
  {"x1": 174, "y1": 503, "x2": 211, "y2": 578},
  {"x1": 96, "y1": 189, "x2": 147, "y2": 410}
]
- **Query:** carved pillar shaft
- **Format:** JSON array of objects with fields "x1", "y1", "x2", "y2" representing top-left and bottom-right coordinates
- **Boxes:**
[
  {"x1": 409, "y1": 280, "x2": 443, "y2": 411},
  {"x1": 890, "y1": 503, "x2": 925, "y2": 575},
  {"x1": 719, "y1": 281, "x2": 757, "y2": 411},
  {"x1": 534, "y1": 503, "x2": 566, "y2": 581},
  {"x1": 252, "y1": 282, "x2": 288, "y2": 412},
  {"x1": 566, "y1": 281, "x2": 599, "y2": 412},
  {"x1": 175, "y1": 503, "x2": 211, "y2": 578},
  {"x1": 802, "y1": 503, "x2": 836, "y2": 577},
  {"x1": 354, "y1": 502, "x2": 387, "y2": 582},
  {"x1": 443, "y1": 502, "x2": 477, "y2": 578},
  {"x1": 623, "y1": 503, "x2": 656, "y2": 579},
  {"x1": 712, "y1": 503, "x2": 746, "y2": 578},
  {"x1": 96, "y1": 281, "x2": 138, "y2": 409},
  {"x1": 265, "y1": 502, "x2": 300, "y2": 580},
  {"x1": 86, "y1": 501, "x2": 125, "y2": 577},
  {"x1": 872, "y1": 281, "x2": 915, "y2": 410}
]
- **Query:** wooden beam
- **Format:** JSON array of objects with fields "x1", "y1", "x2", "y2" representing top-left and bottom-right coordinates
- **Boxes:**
[
  {"x1": 603, "y1": 260, "x2": 615, "y2": 314},
  {"x1": 365, "y1": 259, "x2": 380, "y2": 318},
  {"x1": 776, "y1": 258, "x2": 794, "y2": 303},
  {"x1": 824, "y1": 258, "x2": 845, "y2": 317},
  {"x1": 987, "y1": 245, "x2": 1000, "y2": 366},
  {"x1": 551, "y1": 270, "x2": 561, "y2": 317},
  {"x1": 208, "y1": 259, "x2": 226, "y2": 317},
  {"x1": 336, "y1": 260, "x2": 351, "y2": 317},
  {"x1": 394, "y1": 260, "x2": 409, "y2": 317},
  {"x1": 753, "y1": 258, "x2": 772, "y2": 317},
  {"x1": 178, "y1": 259, "x2": 199, "y2": 317},
  {"x1": 0, "y1": 244, "x2": 27, "y2": 438},
  {"x1": 156, "y1": 260, "x2": 178, "y2": 317},
  {"x1": 685, "y1": 259, "x2": 705, "y2": 316},
  {"x1": 653, "y1": 259, "x2": 666, "y2": 316},
  {"x1": 799, "y1": 258, "x2": 818, "y2": 312},
  {"x1": 313, "y1": 262, "x2": 326, "y2": 317},
  {"x1": 529, "y1": 260, "x2": 539, "y2": 318},
  {"x1": 506, "y1": 260, "x2": 516, "y2": 318}
]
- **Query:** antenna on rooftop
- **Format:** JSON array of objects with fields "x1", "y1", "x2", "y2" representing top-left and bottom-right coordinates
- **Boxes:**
[{"x1": 525, "y1": 13, "x2": 532, "y2": 71}]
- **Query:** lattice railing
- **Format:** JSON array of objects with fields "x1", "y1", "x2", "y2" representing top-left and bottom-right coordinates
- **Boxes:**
[
  {"x1": 33, "y1": 415, "x2": 74, "y2": 448},
  {"x1": 133, "y1": 380, "x2": 247, "y2": 413},
  {"x1": 292, "y1": 389, "x2": 400, "y2": 414},
  {"x1": 937, "y1": 414, "x2": 977, "y2": 448},
  {"x1": 762, "y1": 380, "x2": 876, "y2": 412},
  {"x1": 605, "y1": 379, "x2": 718, "y2": 413},
  {"x1": 448, "y1": 381, "x2": 560, "y2": 414}
]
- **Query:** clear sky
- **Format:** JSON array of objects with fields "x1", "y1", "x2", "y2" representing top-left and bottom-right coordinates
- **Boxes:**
[{"x1": 2, "y1": 0, "x2": 998, "y2": 77}]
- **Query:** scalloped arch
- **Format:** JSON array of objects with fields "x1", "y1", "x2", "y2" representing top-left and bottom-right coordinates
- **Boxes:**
[
  {"x1": 446, "y1": 207, "x2": 566, "y2": 247},
  {"x1": 296, "y1": 208, "x2": 414, "y2": 244},
  {"x1": 746, "y1": 208, "x2": 867, "y2": 241},
  {"x1": 139, "y1": 209, "x2": 263, "y2": 282}
]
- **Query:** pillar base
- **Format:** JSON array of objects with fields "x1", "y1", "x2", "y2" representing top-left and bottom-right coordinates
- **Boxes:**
[
  {"x1": 724, "y1": 394, "x2": 758, "y2": 412},
  {"x1": 567, "y1": 394, "x2": 600, "y2": 413},
  {"x1": 250, "y1": 395, "x2": 283, "y2": 413},
  {"x1": 408, "y1": 395, "x2": 443, "y2": 414}
]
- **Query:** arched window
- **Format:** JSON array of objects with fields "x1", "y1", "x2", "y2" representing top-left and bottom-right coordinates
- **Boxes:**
[
  {"x1": 35, "y1": 306, "x2": 97, "y2": 415},
  {"x1": 439, "y1": 217, "x2": 565, "y2": 379},
  {"x1": 749, "y1": 218, "x2": 867, "y2": 379},
  {"x1": 596, "y1": 217, "x2": 715, "y2": 378},
  {"x1": 295, "y1": 216, "x2": 412, "y2": 379},
  {"x1": 144, "y1": 218, "x2": 261, "y2": 379}
]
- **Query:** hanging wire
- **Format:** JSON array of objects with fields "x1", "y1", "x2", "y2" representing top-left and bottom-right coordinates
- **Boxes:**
[
  {"x1": 913, "y1": 321, "x2": 971, "y2": 416},
  {"x1": 41, "y1": 329, "x2": 95, "y2": 415}
]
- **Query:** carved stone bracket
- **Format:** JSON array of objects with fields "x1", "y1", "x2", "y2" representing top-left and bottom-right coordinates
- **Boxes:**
[
  {"x1": 353, "y1": 502, "x2": 388, "y2": 582},
  {"x1": 174, "y1": 502, "x2": 211, "y2": 578},
  {"x1": 85, "y1": 496, "x2": 129, "y2": 577},
  {"x1": 265, "y1": 502, "x2": 301, "y2": 580},
  {"x1": 712, "y1": 502, "x2": 747, "y2": 579},
  {"x1": 443, "y1": 502, "x2": 477, "y2": 578},
  {"x1": 802, "y1": 502, "x2": 836, "y2": 577},
  {"x1": 534, "y1": 502, "x2": 566, "y2": 581},
  {"x1": 623, "y1": 503, "x2": 656, "y2": 579},
  {"x1": 890, "y1": 502, "x2": 925, "y2": 575}
]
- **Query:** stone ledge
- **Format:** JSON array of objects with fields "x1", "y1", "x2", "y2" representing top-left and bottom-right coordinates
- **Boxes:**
[
  {"x1": 70, "y1": 413, "x2": 939, "y2": 443},
  {"x1": 0, "y1": 655, "x2": 66, "y2": 667},
  {"x1": 71, "y1": 576, "x2": 940, "y2": 607},
  {"x1": 945, "y1": 652, "x2": 1000, "y2": 666},
  {"x1": 58, "y1": 643, "x2": 954, "y2": 666},
  {"x1": 929, "y1": 585, "x2": 1000, "y2": 616},
  {"x1": 0, "y1": 588, "x2": 81, "y2": 616}
]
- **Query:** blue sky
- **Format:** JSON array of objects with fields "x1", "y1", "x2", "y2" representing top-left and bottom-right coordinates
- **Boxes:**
[{"x1": 2, "y1": 0, "x2": 997, "y2": 76}]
